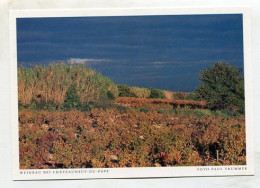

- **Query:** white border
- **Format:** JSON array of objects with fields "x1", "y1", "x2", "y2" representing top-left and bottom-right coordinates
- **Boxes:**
[{"x1": 9, "y1": 7, "x2": 254, "y2": 180}]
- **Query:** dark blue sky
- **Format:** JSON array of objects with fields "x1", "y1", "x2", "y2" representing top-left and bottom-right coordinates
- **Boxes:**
[{"x1": 17, "y1": 14, "x2": 244, "y2": 92}]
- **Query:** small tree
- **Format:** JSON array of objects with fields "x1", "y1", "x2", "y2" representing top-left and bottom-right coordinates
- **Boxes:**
[{"x1": 195, "y1": 62, "x2": 244, "y2": 113}]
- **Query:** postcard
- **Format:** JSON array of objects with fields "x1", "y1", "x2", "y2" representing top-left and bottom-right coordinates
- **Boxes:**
[{"x1": 9, "y1": 7, "x2": 254, "y2": 180}]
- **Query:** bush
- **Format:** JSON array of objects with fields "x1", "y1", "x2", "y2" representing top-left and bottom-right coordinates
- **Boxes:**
[
  {"x1": 149, "y1": 88, "x2": 166, "y2": 99},
  {"x1": 172, "y1": 92, "x2": 185, "y2": 100},
  {"x1": 117, "y1": 85, "x2": 137, "y2": 97},
  {"x1": 184, "y1": 93, "x2": 198, "y2": 101},
  {"x1": 63, "y1": 85, "x2": 81, "y2": 110},
  {"x1": 195, "y1": 62, "x2": 244, "y2": 113},
  {"x1": 107, "y1": 91, "x2": 116, "y2": 100},
  {"x1": 129, "y1": 87, "x2": 151, "y2": 98}
]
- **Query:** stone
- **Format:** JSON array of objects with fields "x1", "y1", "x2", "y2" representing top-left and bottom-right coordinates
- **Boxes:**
[
  {"x1": 139, "y1": 136, "x2": 145, "y2": 140},
  {"x1": 154, "y1": 162, "x2": 161, "y2": 167},
  {"x1": 153, "y1": 124, "x2": 162, "y2": 129},
  {"x1": 109, "y1": 155, "x2": 118, "y2": 162},
  {"x1": 47, "y1": 154, "x2": 54, "y2": 164},
  {"x1": 41, "y1": 124, "x2": 49, "y2": 130}
]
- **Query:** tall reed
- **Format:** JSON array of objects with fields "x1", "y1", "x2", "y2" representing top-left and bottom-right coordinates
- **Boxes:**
[{"x1": 18, "y1": 63, "x2": 118, "y2": 107}]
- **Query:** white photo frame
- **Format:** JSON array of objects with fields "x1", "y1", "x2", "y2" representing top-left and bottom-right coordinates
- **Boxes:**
[{"x1": 9, "y1": 7, "x2": 254, "y2": 180}]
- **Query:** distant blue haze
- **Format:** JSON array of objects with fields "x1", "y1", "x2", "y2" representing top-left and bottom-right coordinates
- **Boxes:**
[{"x1": 17, "y1": 14, "x2": 244, "y2": 92}]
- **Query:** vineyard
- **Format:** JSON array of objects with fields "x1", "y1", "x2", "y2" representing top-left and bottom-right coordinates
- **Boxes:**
[
  {"x1": 18, "y1": 64, "x2": 246, "y2": 169},
  {"x1": 19, "y1": 103, "x2": 245, "y2": 169}
]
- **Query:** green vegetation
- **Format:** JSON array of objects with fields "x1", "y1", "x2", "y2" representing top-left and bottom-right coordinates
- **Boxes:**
[
  {"x1": 117, "y1": 85, "x2": 138, "y2": 97},
  {"x1": 18, "y1": 62, "x2": 245, "y2": 115},
  {"x1": 158, "y1": 107, "x2": 235, "y2": 118},
  {"x1": 195, "y1": 62, "x2": 244, "y2": 113},
  {"x1": 63, "y1": 85, "x2": 82, "y2": 110},
  {"x1": 18, "y1": 62, "x2": 246, "y2": 169},
  {"x1": 18, "y1": 63, "x2": 118, "y2": 111},
  {"x1": 149, "y1": 88, "x2": 166, "y2": 99},
  {"x1": 172, "y1": 92, "x2": 185, "y2": 100},
  {"x1": 172, "y1": 92, "x2": 199, "y2": 101},
  {"x1": 184, "y1": 93, "x2": 199, "y2": 101},
  {"x1": 119, "y1": 85, "x2": 167, "y2": 99},
  {"x1": 129, "y1": 87, "x2": 151, "y2": 98}
]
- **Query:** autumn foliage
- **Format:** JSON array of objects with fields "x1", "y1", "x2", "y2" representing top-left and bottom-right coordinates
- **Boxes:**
[
  {"x1": 18, "y1": 63, "x2": 246, "y2": 169},
  {"x1": 19, "y1": 106, "x2": 245, "y2": 169}
]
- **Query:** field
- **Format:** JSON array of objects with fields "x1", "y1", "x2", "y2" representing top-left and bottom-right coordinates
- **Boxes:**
[{"x1": 18, "y1": 64, "x2": 246, "y2": 169}]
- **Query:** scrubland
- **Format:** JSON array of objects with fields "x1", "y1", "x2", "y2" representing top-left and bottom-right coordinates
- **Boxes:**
[{"x1": 18, "y1": 64, "x2": 246, "y2": 169}]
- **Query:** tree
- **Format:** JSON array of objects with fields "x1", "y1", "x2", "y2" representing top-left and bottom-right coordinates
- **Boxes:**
[{"x1": 195, "y1": 62, "x2": 244, "y2": 113}]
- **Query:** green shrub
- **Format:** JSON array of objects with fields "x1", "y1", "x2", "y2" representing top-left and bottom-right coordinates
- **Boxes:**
[
  {"x1": 149, "y1": 88, "x2": 166, "y2": 99},
  {"x1": 184, "y1": 93, "x2": 198, "y2": 101},
  {"x1": 63, "y1": 85, "x2": 81, "y2": 110},
  {"x1": 107, "y1": 91, "x2": 116, "y2": 100},
  {"x1": 117, "y1": 85, "x2": 137, "y2": 97},
  {"x1": 195, "y1": 62, "x2": 244, "y2": 113},
  {"x1": 129, "y1": 87, "x2": 151, "y2": 98}
]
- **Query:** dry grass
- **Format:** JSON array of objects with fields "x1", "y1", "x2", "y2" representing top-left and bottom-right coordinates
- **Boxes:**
[
  {"x1": 129, "y1": 87, "x2": 151, "y2": 98},
  {"x1": 163, "y1": 91, "x2": 173, "y2": 100}
]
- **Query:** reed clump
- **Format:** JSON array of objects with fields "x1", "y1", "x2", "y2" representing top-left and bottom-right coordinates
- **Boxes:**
[{"x1": 18, "y1": 63, "x2": 118, "y2": 110}]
